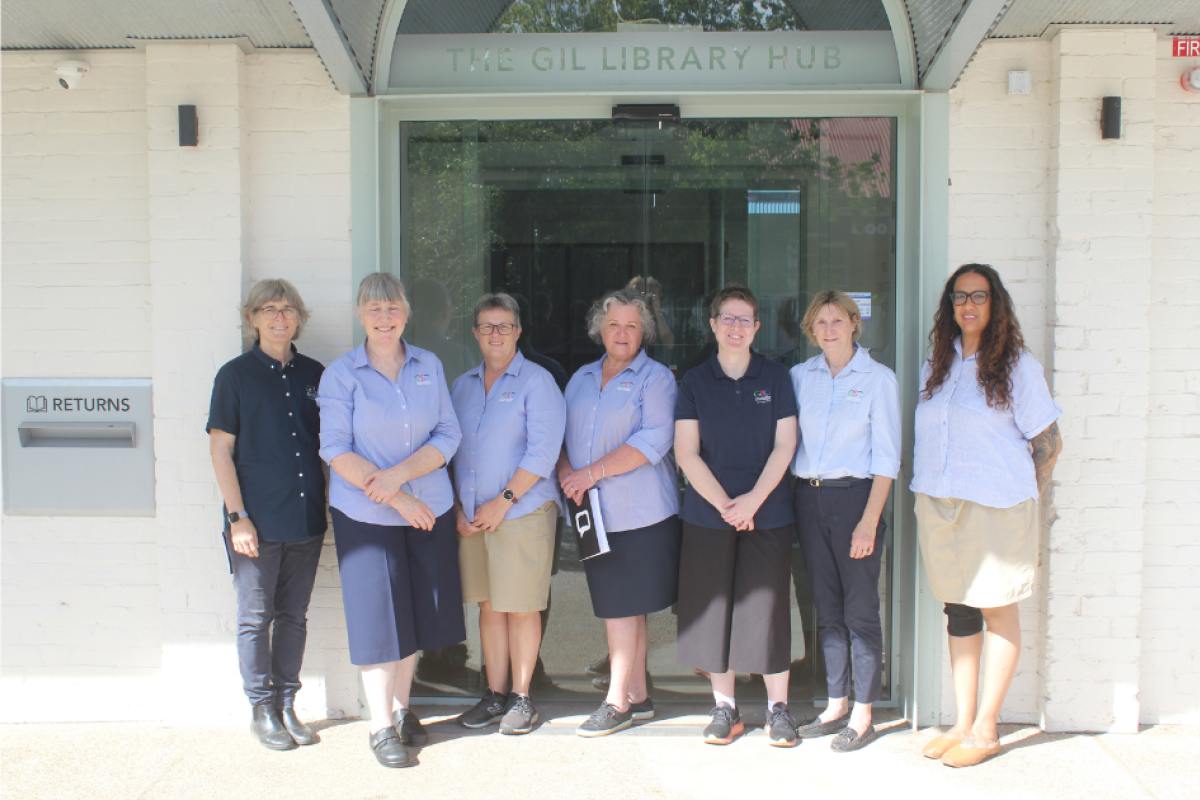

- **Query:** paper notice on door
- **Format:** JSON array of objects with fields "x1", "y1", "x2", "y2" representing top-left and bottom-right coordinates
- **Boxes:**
[{"x1": 849, "y1": 292, "x2": 872, "y2": 321}]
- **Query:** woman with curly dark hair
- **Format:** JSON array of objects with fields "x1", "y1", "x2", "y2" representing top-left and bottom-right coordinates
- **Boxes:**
[{"x1": 911, "y1": 264, "x2": 1063, "y2": 768}]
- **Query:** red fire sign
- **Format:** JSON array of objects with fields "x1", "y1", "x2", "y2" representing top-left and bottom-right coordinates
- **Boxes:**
[{"x1": 1173, "y1": 38, "x2": 1200, "y2": 57}]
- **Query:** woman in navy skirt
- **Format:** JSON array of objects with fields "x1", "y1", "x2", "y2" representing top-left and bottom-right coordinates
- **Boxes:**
[
  {"x1": 318, "y1": 272, "x2": 464, "y2": 768},
  {"x1": 557, "y1": 289, "x2": 681, "y2": 738}
]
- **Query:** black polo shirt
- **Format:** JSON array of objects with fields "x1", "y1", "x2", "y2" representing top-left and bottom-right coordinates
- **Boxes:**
[
  {"x1": 675, "y1": 351, "x2": 798, "y2": 530},
  {"x1": 206, "y1": 342, "x2": 327, "y2": 542}
]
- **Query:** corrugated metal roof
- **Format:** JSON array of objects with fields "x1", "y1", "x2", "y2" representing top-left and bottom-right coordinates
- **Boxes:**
[
  {"x1": 784, "y1": 0, "x2": 891, "y2": 31},
  {"x1": 1, "y1": 0, "x2": 312, "y2": 50},
  {"x1": 397, "y1": 0, "x2": 514, "y2": 35},
  {"x1": 905, "y1": 0, "x2": 970, "y2": 82},
  {"x1": 990, "y1": 0, "x2": 1200, "y2": 36},
  {"x1": 327, "y1": 0, "x2": 385, "y2": 81}
]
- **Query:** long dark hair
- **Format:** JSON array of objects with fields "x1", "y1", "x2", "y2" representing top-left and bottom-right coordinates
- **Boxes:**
[{"x1": 921, "y1": 264, "x2": 1025, "y2": 409}]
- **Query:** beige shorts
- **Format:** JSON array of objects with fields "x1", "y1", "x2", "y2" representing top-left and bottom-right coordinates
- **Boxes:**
[
  {"x1": 459, "y1": 500, "x2": 557, "y2": 613},
  {"x1": 914, "y1": 493, "x2": 1038, "y2": 608}
]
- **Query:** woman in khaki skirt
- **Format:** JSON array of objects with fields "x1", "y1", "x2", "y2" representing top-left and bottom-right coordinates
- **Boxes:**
[{"x1": 911, "y1": 264, "x2": 1063, "y2": 768}]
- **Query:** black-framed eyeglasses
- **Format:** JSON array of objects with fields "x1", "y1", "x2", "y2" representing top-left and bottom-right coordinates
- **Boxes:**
[
  {"x1": 950, "y1": 291, "x2": 992, "y2": 306},
  {"x1": 258, "y1": 306, "x2": 299, "y2": 320},
  {"x1": 475, "y1": 322, "x2": 516, "y2": 335}
]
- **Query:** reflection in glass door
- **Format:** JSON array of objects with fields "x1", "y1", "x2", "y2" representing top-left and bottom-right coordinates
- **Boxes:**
[{"x1": 399, "y1": 116, "x2": 897, "y2": 704}]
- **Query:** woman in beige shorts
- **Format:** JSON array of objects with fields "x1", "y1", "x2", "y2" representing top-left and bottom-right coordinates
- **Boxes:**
[
  {"x1": 911, "y1": 264, "x2": 1063, "y2": 768},
  {"x1": 449, "y1": 293, "x2": 566, "y2": 735}
]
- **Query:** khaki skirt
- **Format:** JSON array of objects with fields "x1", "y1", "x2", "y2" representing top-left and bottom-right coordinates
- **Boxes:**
[{"x1": 914, "y1": 493, "x2": 1038, "y2": 608}]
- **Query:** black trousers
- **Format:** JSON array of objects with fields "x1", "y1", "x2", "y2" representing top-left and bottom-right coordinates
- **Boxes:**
[
  {"x1": 793, "y1": 480, "x2": 885, "y2": 704},
  {"x1": 225, "y1": 530, "x2": 324, "y2": 708}
]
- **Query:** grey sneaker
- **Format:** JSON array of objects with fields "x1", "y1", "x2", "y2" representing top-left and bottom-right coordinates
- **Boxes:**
[
  {"x1": 766, "y1": 702, "x2": 799, "y2": 748},
  {"x1": 457, "y1": 689, "x2": 509, "y2": 729},
  {"x1": 576, "y1": 703, "x2": 633, "y2": 737},
  {"x1": 629, "y1": 696, "x2": 655, "y2": 721},
  {"x1": 703, "y1": 703, "x2": 743, "y2": 745},
  {"x1": 499, "y1": 694, "x2": 538, "y2": 735}
]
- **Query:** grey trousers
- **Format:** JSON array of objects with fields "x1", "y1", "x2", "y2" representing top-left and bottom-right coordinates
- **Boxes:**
[{"x1": 225, "y1": 530, "x2": 324, "y2": 707}]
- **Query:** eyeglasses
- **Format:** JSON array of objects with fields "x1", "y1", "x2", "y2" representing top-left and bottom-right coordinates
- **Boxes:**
[
  {"x1": 258, "y1": 306, "x2": 299, "y2": 320},
  {"x1": 475, "y1": 322, "x2": 516, "y2": 335},
  {"x1": 716, "y1": 314, "x2": 758, "y2": 328},
  {"x1": 365, "y1": 306, "x2": 405, "y2": 319},
  {"x1": 950, "y1": 291, "x2": 992, "y2": 306}
]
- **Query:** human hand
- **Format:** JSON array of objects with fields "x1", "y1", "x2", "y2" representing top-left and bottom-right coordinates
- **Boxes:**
[
  {"x1": 456, "y1": 505, "x2": 482, "y2": 537},
  {"x1": 363, "y1": 467, "x2": 406, "y2": 504},
  {"x1": 231, "y1": 518, "x2": 260, "y2": 558},
  {"x1": 473, "y1": 495, "x2": 510, "y2": 533},
  {"x1": 849, "y1": 517, "x2": 878, "y2": 560},
  {"x1": 390, "y1": 491, "x2": 435, "y2": 530},
  {"x1": 721, "y1": 493, "x2": 762, "y2": 531},
  {"x1": 559, "y1": 467, "x2": 596, "y2": 505}
]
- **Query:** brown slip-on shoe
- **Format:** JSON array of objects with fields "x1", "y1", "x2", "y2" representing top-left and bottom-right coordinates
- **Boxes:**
[
  {"x1": 922, "y1": 734, "x2": 963, "y2": 759},
  {"x1": 941, "y1": 740, "x2": 1001, "y2": 767}
]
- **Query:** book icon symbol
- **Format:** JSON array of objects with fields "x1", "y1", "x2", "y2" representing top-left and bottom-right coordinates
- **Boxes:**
[{"x1": 26, "y1": 395, "x2": 47, "y2": 413}]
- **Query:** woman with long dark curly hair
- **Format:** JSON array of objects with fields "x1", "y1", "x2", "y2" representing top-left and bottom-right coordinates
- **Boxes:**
[{"x1": 911, "y1": 264, "x2": 1063, "y2": 768}]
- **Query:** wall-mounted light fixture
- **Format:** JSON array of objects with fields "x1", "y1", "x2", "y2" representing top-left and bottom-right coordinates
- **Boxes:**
[
  {"x1": 178, "y1": 105, "x2": 198, "y2": 147},
  {"x1": 1182, "y1": 66, "x2": 1200, "y2": 94},
  {"x1": 1101, "y1": 97, "x2": 1121, "y2": 140},
  {"x1": 1007, "y1": 71, "x2": 1031, "y2": 95}
]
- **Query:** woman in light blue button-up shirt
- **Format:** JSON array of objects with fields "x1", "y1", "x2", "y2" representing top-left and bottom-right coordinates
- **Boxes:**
[
  {"x1": 912, "y1": 264, "x2": 1062, "y2": 768},
  {"x1": 557, "y1": 289, "x2": 681, "y2": 738},
  {"x1": 449, "y1": 293, "x2": 566, "y2": 734},
  {"x1": 318, "y1": 272, "x2": 464, "y2": 768},
  {"x1": 789, "y1": 290, "x2": 900, "y2": 752}
]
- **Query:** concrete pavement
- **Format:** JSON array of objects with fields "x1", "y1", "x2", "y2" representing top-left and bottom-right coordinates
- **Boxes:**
[{"x1": 3, "y1": 703, "x2": 1197, "y2": 800}]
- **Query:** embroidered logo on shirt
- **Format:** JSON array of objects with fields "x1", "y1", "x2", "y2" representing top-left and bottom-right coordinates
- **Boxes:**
[
  {"x1": 306, "y1": 385, "x2": 318, "y2": 400},
  {"x1": 415, "y1": 374, "x2": 432, "y2": 386},
  {"x1": 498, "y1": 391, "x2": 515, "y2": 402},
  {"x1": 754, "y1": 390, "x2": 772, "y2": 404},
  {"x1": 846, "y1": 389, "x2": 864, "y2": 403},
  {"x1": 615, "y1": 381, "x2": 634, "y2": 392}
]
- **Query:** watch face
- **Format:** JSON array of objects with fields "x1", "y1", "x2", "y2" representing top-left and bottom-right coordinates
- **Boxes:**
[{"x1": 502, "y1": 489, "x2": 516, "y2": 502}]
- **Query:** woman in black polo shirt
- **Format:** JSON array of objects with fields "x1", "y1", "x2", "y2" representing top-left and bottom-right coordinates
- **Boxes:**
[
  {"x1": 207, "y1": 279, "x2": 327, "y2": 752},
  {"x1": 674, "y1": 284, "x2": 799, "y2": 747}
]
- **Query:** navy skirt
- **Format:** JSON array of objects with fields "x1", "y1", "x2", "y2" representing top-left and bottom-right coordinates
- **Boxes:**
[
  {"x1": 583, "y1": 515, "x2": 681, "y2": 619},
  {"x1": 331, "y1": 508, "x2": 466, "y2": 666}
]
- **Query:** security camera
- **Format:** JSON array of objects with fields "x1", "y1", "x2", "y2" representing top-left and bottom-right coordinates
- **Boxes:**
[{"x1": 54, "y1": 60, "x2": 90, "y2": 90}]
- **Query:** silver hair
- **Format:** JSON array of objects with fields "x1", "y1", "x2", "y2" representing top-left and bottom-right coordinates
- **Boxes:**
[
  {"x1": 585, "y1": 289, "x2": 657, "y2": 346},
  {"x1": 355, "y1": 272, "x2": 411, "y2": 316},
  {"x1": 241, "y1": 279, "x2": 310, "y2": 342},
  {"x1": 472, "y1": 292, "x2": 521, "y2": 327}
]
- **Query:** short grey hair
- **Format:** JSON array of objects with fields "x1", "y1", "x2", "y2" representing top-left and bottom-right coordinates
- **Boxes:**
[
  {"x1": 241, "y1": 279, "x2": 310, "y2": 342},
  {"x1": 472, "y1": 292, "x2": 521, "y2": 327},
  {"x1": 356, "y1": 272, "x2": 411, "y2": 316},
  {"x1": 586, "y1": 289, "x2": 657, "y2": 346}
]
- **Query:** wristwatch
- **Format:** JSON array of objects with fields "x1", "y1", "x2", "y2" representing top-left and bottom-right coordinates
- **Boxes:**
[
  {"x1": 227, "y1": 510, "x2": 248, "y2": 524},
  {"x1": 501, "y1": 489, "x2": 518, "y2": 504}
]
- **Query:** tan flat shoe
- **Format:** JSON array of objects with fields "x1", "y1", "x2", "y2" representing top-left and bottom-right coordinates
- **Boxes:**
[
  {"x1": 941, "y1": 740, "x2": 1001, "y2": 767},
  {"x1": 921, "y1": 734, "x2": 963, "y2": 759}
]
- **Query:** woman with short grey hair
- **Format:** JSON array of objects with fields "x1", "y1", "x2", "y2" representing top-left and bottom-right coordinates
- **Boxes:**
[
  {"x1": 557, "y1": 288, "x2": 681, "y2": 737},
  {"x1": 319, "y1": 272, "x2": 464, "y2": 768}
]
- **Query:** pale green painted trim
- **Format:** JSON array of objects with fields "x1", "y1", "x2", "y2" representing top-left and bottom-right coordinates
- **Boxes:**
[
  {"x1": 882, "y1": 0, "x2": 919, "y2": 89},
  {"x1": 350, "y1": 97, "x2": 380, "y2": 346}
]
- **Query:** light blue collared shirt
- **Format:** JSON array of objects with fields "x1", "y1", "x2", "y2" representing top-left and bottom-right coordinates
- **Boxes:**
[
  {"x1": 791, "y1": 345, "x2": 901, "y2": 480},
  {"x1": 318, "y1": 341, "x2": 461, "y2": 526},
  {"x1": 450, "y1": 351, "x2": 567, "y2": 521},
  {"x1": 911, "y1": 341, "x2": 1062, "y2": 508},
  {"x1": 564, "y1": 349, "x2": 679, "y2": 533}
]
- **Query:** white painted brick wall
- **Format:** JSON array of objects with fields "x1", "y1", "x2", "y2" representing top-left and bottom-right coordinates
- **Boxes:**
[{"x1": 1140, "y1": 40, "x2": 1200, "y2": 725}]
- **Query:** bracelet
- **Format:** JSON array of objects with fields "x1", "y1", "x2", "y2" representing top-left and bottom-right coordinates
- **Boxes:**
[
  {"x1": 601, "y1": 461, "x2": 606, "y2": 478},
  {"x1": 588, "y1": 467, "x2": 595, "y2": 485}
]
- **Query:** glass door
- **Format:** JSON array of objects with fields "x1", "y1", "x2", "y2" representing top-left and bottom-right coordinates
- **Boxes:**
[{"x1": 398, "y1": 115, "x2": 897, "y2": 704}]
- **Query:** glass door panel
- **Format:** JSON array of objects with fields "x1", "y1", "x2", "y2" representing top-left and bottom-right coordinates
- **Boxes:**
[{"x1": 398, "y1": 115, "x2": 897, "y2": 704}]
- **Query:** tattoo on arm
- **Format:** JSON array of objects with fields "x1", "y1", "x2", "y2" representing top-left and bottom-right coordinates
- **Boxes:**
[{"x1": 1031, "y1": 421, "x2": 1062, "y2": 491}]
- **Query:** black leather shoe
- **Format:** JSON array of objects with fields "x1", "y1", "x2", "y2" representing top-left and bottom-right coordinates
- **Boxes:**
[
  {"x1": 251, "y1": 704, "x2": 297, "y2": 751},
  {"x1": 795, "y1": 714, "x2": 850, "y2": 739},
  {"x1": 395, "y1": 709, "x2": 429, "y2": 747},
  {"x1": 369, "y1": 727, "x2": 413, "y2": 768},
  {"x1": 831, "y1": 724, "x2": 876, "y2": 752},
  {"x1": 280, "y1": 707, "x2": 319, "y2": 745}
]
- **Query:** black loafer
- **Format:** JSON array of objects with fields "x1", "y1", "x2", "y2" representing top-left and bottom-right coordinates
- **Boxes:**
[
  {"x1": 280, "y1": 707, "x2": 319, "y2": 745},
  {"x1": 369, "y1": 728, "x2": 413, "y2": 768},
  {"x1": 251, "y1": 704, "x2": 297, "y2": 751},
  {"x1": 831, "y1": 724, "x2": 876, "y2": 752},
  {"x1": 395, "y1": 709, "x2": 429, "y2": 747},
  {"x1": 795, "y1": 715, "x2": 849, "y2": 739}
]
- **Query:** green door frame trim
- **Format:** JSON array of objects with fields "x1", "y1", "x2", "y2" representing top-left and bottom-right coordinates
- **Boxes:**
[{"x1": 349, "y1": 88, "x2": 949, "y2": 727}]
